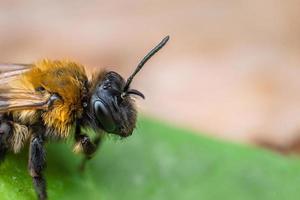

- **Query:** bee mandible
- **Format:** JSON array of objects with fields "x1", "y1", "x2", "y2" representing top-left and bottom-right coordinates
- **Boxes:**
[{"x1": 0, "y1": 36, "x2": 169, "y2": 200}]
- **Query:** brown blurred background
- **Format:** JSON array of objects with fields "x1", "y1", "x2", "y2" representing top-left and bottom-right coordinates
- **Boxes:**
[{"x1": 1, "y1": 0, "x2": 300, "y2": 151}]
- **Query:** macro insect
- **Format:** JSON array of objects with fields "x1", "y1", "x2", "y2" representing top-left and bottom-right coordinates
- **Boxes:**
[{"x1": 0, "y1": 36, "x2": 169, "y2": 200}]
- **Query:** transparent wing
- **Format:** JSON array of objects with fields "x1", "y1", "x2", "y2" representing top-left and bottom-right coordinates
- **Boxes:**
[
  {"x1": 0, "y1": 63, "x2": 50, "y2": 113},
  {"x1": 0, "y1": 88, "x2": 50, "y2": 113},
  {"x1": 0, "y1": 63, "x2": 32, "y2": 85}
]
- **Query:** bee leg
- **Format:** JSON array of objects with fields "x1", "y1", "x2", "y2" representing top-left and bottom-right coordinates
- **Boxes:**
[
  {"x1": 28, "y1": 135, "x2": 47, "y2": 200},
  {"x1": 0, "y1": 145, "x2": 7, "y2": 164},
  {"x1": 0, "y1": 116, "x2": 12, "y2": 163},
  {"x1": 75, "y1": 134, "x2": 102, "y2": 172},
  {"x1": 80, "y1": 135, "x2": 102, "y2": 171}
]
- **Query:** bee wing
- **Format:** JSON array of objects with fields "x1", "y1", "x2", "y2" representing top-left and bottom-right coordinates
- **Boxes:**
[
  {"x1": 0, "y1": 63, "x2": 32, "y2": 85},
  {"x1": 0, "y1": 88, "x2": 50, "y2": 113},
  {"x1": 0, "y1": 63, "x2": 51, "y2": 113}
]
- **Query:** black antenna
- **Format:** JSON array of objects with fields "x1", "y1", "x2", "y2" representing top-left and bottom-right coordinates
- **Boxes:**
[{"x1": 123, "y1": 35, "x2": 170, "y2": 92}]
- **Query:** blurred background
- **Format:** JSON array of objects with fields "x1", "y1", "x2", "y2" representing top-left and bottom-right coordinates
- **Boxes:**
[{"x1": 1, "y1": 0, "x2": 300, "y2": 151}]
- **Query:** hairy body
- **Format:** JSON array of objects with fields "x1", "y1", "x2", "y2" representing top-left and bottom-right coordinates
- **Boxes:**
[
  {"x1": 0, "y1": 60, "x2": 107, "y2": 200},
  {"x1": 1, "y1": 60, "x2": 98, "y2": 152}
]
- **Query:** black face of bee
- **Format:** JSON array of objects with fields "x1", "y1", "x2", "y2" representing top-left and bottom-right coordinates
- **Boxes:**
[
  {"x1": 90, "y1": 35, "x2": 170, "y2": 137},
  {"x1": 91, "y1": 72, "x2": 142, "y2": 137}
]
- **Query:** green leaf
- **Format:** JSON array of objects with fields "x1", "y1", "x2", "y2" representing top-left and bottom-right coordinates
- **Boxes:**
[{"x1": 1, "y1": 117, "x2": 300, "y2": 200}]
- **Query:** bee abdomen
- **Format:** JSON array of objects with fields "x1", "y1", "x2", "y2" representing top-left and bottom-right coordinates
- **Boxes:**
[
  {"x1": 0, "y1": 114, "x2": 30, "y2": 154},
  {"x1": 9, "y1": 122, "x2": 30, "y2": 153}
]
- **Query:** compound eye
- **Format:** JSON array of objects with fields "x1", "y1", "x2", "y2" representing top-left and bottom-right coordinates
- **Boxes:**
[{"x1": 94, "y1": 100, "x2": 116, "y2": 133}]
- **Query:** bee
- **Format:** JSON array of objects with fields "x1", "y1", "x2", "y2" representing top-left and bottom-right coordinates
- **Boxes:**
[{"x1": 0, "y1": 36, "x2": 169, "y2": 200}]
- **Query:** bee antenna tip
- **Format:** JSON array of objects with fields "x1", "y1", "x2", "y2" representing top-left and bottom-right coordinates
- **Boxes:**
[{"x1": 123, "y1": 35, "x2": 170, "y2": 92}]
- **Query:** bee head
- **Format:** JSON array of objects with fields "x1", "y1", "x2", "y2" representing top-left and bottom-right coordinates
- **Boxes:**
[
  {"x1": 91, "y1": 71, "x2": 140, "y2": 137},
  {"x1": 90, "y1": 36, "x2": 169, "y2": 137}
]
